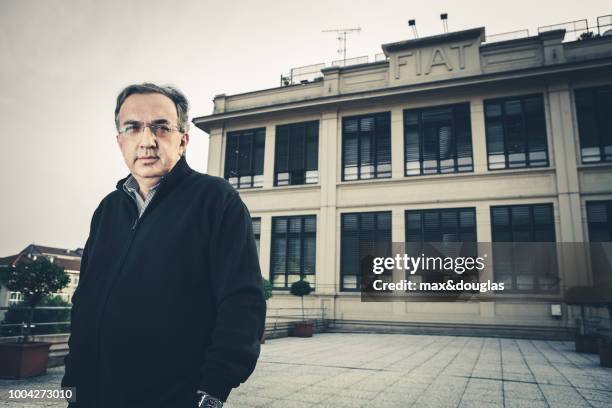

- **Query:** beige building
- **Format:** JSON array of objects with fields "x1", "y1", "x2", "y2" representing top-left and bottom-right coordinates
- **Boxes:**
[
  {"x1": 0, "y1": 244, "x2": 82, "y2": 308},
  {"x1": 193, "y1": 26, "x2": 612, "y2": 338}
]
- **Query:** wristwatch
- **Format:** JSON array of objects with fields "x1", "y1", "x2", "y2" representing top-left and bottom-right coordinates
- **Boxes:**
[{"x1": 196, "y1": 390, "x2": 224, "y2": 408}]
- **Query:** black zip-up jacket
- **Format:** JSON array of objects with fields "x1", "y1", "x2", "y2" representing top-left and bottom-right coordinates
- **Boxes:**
[{"x1": 61, "y1": 156, "x2": 266, "y2": 407}]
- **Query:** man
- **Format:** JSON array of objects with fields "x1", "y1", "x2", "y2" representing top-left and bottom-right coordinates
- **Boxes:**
[{"x1": 62, "y1": 83, "x2": 266, "y2": 408}]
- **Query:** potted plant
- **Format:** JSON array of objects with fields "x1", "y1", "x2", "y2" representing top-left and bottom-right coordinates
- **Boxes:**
[
  {"x1": 564, "y1": 286, "x2": 608, "y2": 354},
  {"x1": 0, "y1": 257, "x2": 70, "y2": 378},
  {"x1": 598, "y1": 301, "x2": 612, "y2": 368},
  {"x1": 260, "y1": 278, "x2": 273, "y2": 344},
  {"x1": 290, "y1": 279, "x2": 314, "y2": 337},
  {"x1": 600, "y1": 330, "x2": 612, "y2": 368}
]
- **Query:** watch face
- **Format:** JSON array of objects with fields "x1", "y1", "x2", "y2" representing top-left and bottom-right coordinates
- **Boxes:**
[{"x1": 201, "y1": 396, "x2": 223, "y2": 408}]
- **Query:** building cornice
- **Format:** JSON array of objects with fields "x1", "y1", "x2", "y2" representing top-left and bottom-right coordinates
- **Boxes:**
[
  {"x1": 381, "y1": 27, "x2": 485, "y2": 54},
  {"x1": 193, "y1": 56, "x2": 612, "y2": 133}
]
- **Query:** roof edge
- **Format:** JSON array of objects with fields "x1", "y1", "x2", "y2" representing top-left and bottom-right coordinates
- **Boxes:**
[{"x1": 382, "y1": 27, "x2": 486, "y2": 55}]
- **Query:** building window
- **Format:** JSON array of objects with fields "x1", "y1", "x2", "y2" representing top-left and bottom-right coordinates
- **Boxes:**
[
  {"x1": 270, "y1": 215, "x2": 316, "y2": 289},
  {"x1": 404, "y1": 103, "x2": 473, "y2": 176},
  {"x1": 8, "y1": 292, "x2": 23, "y2": 304},
  {"x1": 586, "y1": 201, "x2": 612, "y2": 242},
  {"x1": 485, "y1": 94, "x2": 548, "y2": 170},
  {"x1": 342, "y1": 112, "x2": 391, "y2": 180},
  {"x1": 252, "y1": 217, "x2": 261, "y2": 257},
  {"x1": 224, "y1": 128, "x2": 265, "y2": 189},
  {"x1": 491, "y1": 204, "x2": 558, "y2": 292},
  {"x1": 341, "y1": 211, "x2": 392, "y2": 291},
  {"x1": 405, "y1": 208, "x2": 477, "y2": 284},
  {"x1": 405, "y1": 208, "x2": 477, "y2": 242},
  {"x1": 275, "y1": 121, "x2": 319, "y2": 186},
  {"x1": 575, "y1": 86, "x2": 612, "y2": 163},
  {"x1": 586, "y1": 201, "x2": 612, "y2": 286}
]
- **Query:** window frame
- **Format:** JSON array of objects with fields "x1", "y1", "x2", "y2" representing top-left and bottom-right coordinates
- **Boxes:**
[
  {"x1": 274, "y1": 120, "x2": 319, "y2": 186},
  {"x1": 403, "y1": 102, "x2": 474, "y2": 176},
  {"x1": 341, "y1": 111, "x2": 392, "y2": 181},
  {"x1": 490, "y1": 203, "x2": 558, "y2": 293},
  {"x1": 586, "y1": 200, "x2": 612, "y2": 242},
  {"x1": 269, "y1": 215, "x2": 317, "y2": 290},
  {"x1": 575, "y1": 85, "x2": 612, "y2": 164},
  {"x1": 340, "y1": 211, "x2": 392, "y2": 292},
  {"x1": 405, "y1": 207, "x2": 478, "y2": 284},
  {"x1": 405, "y1": 207, "x2": 478, "y2": 242},
  {"x1": 224, "y1": 127, "x2": 266, "y2": 189},
  {"x1": 484, "y1": 94, "x2": 549, "y2": 170}
]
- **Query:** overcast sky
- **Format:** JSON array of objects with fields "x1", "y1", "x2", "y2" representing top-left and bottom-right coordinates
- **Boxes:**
[{"x1": 0, "y1": 0, "x2": 610, "y2": 256}]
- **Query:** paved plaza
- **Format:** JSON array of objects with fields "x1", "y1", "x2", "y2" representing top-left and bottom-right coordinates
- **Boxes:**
[{"x1": 1, "y1": 333, "x2": 611, "y2": 407}]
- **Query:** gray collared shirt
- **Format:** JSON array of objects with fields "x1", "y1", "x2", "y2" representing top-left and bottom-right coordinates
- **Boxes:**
[{"x1": 122, "y1": 175, "x2": 163, "y2": 217}]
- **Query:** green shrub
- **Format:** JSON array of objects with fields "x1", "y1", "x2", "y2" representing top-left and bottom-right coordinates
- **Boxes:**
[
  {"x1": 1, "y1": 295, "x2": 71, "y2": 337},
  {"x1": 262, "y1": 278, "x2": 273, "y2": 301}
]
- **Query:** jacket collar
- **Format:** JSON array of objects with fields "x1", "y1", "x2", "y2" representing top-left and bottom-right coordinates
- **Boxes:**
[{"x1": 115, "y1": 155, "x2": 193, "y2": 199}]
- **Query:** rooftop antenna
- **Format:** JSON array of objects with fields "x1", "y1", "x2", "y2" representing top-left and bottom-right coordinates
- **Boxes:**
[
  {"x1": 441, "y1": 13, "x2": 449, "y2": 33},
  {"x1": 408, "y1": 19, "x2": 418, "y2": 38},
  {"x1": 322, "y1": 27, "x2": 362, "y2": 66}
]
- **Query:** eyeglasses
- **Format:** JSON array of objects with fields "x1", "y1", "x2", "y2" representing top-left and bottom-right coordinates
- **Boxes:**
[{"x1": 118, "y1": 122, "x2": 181, "y2": 138}]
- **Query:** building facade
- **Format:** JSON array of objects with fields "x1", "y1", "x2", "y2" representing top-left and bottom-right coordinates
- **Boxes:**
[
  {"x1": 193, "y1": 27, "x2": 612, "y2": 335},
  {"x1": 0, "y1": 244, "x2": 82, "y2": 308}
]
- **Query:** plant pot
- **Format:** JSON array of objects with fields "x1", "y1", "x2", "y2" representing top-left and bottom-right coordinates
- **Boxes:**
[
  {"x1": 600, "y1": 339, "x2": 612, "y2": 368},
  {"x1": 293, "y1": 321, "x2": 314, "y2": 338},
  {"x1": 575, "y1": 333, "x2": 599, "y2": 354},
  {"x1": 0, "y1": 342, "x2": 51, "y2": 379}
]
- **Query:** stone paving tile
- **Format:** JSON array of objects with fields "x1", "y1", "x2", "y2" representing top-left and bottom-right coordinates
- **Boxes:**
[
  {"x1": 458, "y1": 401, "x2": 504, "y2": 408},
  {"x1": 1, "y1": 333, "x2": 612, "y2": 407},
  {"x1": 282, "y1": 390, "x2": 330, "y2": 404},
  {"x1": 264, "y1": 400, "x2": 315, "y2": 408},
  {"x1": 503, "y1": 381, "x2": 545, "y2": 400},
  {"x1": 577, "y1": 386, "x2": 612, "y2": 402},
  {"x1": 504, "y1": 399, "x2": 549, "y2": 408},
  {"x1": 588, "y1": 401, "x2": 612, "y2": 408},
  {"x1": 540, "y1": 383, "x2": 591, "y2": 405}
]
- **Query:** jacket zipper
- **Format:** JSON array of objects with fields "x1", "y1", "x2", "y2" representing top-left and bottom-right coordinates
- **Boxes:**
[{"x1": 95, "y1": 194, "x2": 146, "y2": 406}]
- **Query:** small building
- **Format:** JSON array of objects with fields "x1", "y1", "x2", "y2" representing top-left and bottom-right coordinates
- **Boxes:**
[
  {"x1": 193, "y1": 22, "x2": 612, "y2": 338},
  {"x1": 0, "y1": 244, "x2": 82, "y2": 308}
]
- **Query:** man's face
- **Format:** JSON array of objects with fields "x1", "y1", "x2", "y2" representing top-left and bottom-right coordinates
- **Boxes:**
[{"x1": 116, "y1": 93, "x2": 189, "y2": 181}]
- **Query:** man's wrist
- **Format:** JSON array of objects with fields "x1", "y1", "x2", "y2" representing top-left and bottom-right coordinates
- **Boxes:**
[{"x1": 196, "y1": 390, "x2": 223, "y2": 408}]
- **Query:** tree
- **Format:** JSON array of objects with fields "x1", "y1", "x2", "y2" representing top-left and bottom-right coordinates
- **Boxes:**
[
  {"x1": 262, "y1": 278, "x2": 273, "y2": 302},
  {"x1": 0, "y1": 257, "x2": 70, "y2": 342},
  {"x1": 290, "y1": 280, "x2": 313, "y2": 322}
]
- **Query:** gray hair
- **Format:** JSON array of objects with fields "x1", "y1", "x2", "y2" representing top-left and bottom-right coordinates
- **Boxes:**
[{"x1": 114, "y1": 83, "x2": 190, "y2": 132}]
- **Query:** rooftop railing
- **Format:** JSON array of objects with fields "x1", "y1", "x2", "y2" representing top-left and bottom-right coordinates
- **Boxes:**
[
  {"x1": 331, "y1": 55, "x2": 368, "y2": 67},
  {"x1": 280, "y1": 54, "x2": 388, "y2": 86},
  {"x1": 597, "y1": 14, "x2": 612, "y2": 36},
  {"x1": 484, "y1": 29, "x2": 530, "y2": 44},
  {"x1": 538, "y1": 18, "x2": 589, "y2": 42}
]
